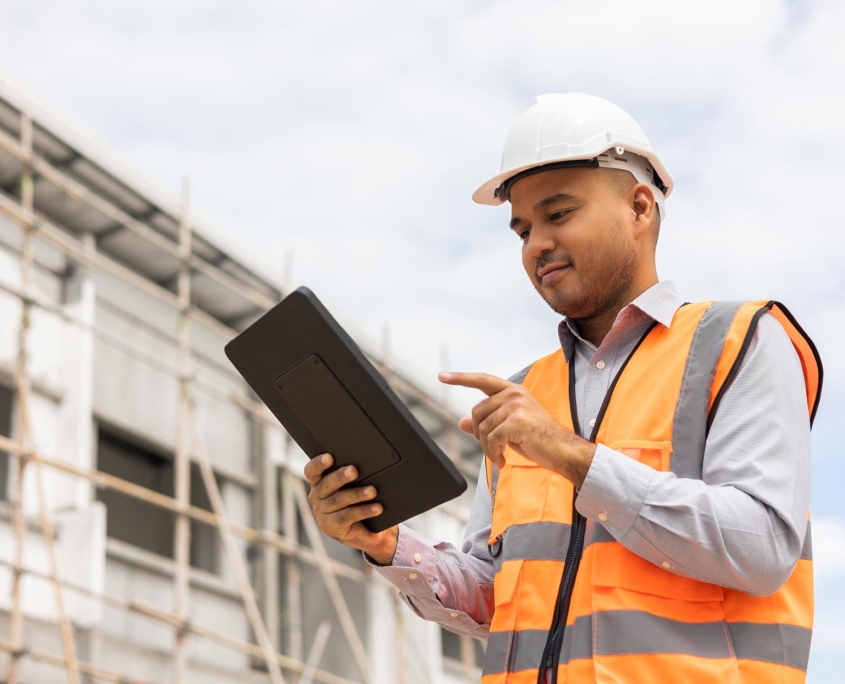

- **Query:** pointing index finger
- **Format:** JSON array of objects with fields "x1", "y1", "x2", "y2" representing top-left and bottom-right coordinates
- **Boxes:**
[{"x1": 438, "y1": 372, "x2": 511, "y2": 396}]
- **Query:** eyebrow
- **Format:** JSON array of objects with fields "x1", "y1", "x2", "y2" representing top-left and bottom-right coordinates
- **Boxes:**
[{"x1": 509, "y1": 192, "x2": 578, "y2": 230}]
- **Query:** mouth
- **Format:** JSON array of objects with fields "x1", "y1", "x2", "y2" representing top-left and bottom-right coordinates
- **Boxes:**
[{"x1": 537, "y1": 262, "x2": 571, "y2": 285}]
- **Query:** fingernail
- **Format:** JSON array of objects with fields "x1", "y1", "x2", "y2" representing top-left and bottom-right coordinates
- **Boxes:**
[
  {"x1": 364, "y1": 486, "x2": 375, "y2": 497},
  {"x1": 321, "y1": 454, "x2": 332, "y2": 465},
  {"x1": 345, "y1": 466, "x2": 356, "y2": 478},
  {"x1": 438, "y1": 372, "x2": 452, "y2": 381},
  {"x1": 371, "y1": 504, "x2": 382, "y2": 514}
]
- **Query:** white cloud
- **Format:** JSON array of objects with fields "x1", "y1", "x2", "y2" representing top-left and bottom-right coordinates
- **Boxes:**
[
  {"x1": 809, "y1": 517, "x2": 845, "y2": 656},
  {"x1": 814, "y1": 517, "x2": 845, "y2": 580}
]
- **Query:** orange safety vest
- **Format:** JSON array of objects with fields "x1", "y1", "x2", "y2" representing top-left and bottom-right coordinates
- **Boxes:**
[{"x1": 482, "y1": 301, "x2": 822, "y2": 684}]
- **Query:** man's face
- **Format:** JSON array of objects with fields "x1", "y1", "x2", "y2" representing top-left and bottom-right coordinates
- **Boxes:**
[{"x1": 508, "y1": 167, "x2": 640, "y2": 320}]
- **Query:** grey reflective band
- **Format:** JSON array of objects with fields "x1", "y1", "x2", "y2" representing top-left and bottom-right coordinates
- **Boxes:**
[
  {"x1": 801, "y1": 519, "x2": 813, "y2": 561},
  {"x1": 672, "y1": 301, "x2": 745, "y2": 480},
  {"x1": 583, "y1": 520, "x2": 615, "y2": 548},
  {"x1": 728, "y1": 622, "x2": 812, "y2": 671},
  {"x1": 483, "y1": 611, "x2": 811, "y2": 675},
  {"x1": 485, "y1": 616, "x2": 593, "y2": 675},
  {"x1": 595, "y1": 610, "x2": 732, "y2": 658},
  {"x1": 493, "y1": 522, "x2": 571, "y2": 574},
  {"x1": 508, "y1": 363, "x2": 534, "y2": 386}
]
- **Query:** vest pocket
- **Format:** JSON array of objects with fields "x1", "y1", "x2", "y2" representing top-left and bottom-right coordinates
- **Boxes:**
[
  {"x1": 493, "y1": 558, "x2": 523, "y2": 613},
  {"x1": 500, "y1": 447, "x2": 551, "y2": 523},
  {"x1": 606, "y1": 439, "x2": 673, "y2": 471},
  {"x1": 588, "y1": 542, "x2": 738, "y2": 682},
  {"x1": 591, "y1": 542, "x2": 725, "y2": 603}
]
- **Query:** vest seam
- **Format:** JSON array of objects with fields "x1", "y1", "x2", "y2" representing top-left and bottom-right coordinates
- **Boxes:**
[{"x1": 720, "y1": 618, "x2": 736, "y2": 658}]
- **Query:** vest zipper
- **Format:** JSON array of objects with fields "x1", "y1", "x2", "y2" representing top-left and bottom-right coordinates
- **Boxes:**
[{"x1": 539, "y1": 503, "x2": 586, "y2": 681}]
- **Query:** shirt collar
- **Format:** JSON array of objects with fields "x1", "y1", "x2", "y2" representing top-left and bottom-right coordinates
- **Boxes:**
[{"x1": 557, "y1": 280, "x2": 683, "y2": 362}]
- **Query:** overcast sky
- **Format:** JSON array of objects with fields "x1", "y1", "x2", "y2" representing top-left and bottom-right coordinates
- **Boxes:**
[{"x1": 1, "y1": 0, "x2": 843, "y2": 679}]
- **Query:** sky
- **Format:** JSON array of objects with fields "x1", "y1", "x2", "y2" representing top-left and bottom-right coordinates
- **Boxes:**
[{"x1": 1, "y1": 0, "x2": 843, "y2": 678}]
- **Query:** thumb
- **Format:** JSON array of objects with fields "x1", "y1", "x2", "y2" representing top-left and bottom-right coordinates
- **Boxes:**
[{"x1": 459, "y1": 417, "x2": 473, "y2": 434}]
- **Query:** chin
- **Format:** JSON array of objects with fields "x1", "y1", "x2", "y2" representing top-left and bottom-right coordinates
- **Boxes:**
[{"x1": 542, "y1": 287, "x2": 591, "y2": 319}]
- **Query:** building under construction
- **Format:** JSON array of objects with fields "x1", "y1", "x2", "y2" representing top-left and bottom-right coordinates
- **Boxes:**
[{"x1": 0, "y1": 76, "x2": 486, "y2": 684}]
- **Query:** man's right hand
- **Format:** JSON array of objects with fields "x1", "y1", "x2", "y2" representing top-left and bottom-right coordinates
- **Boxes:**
[{"x1": 304, "y1": 453, "x2": 398, "y2": 565}]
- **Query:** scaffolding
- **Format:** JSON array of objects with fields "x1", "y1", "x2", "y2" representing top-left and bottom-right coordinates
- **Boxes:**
[{"x1": 0, "y1": 84, "x2": 484, "y2": 683}]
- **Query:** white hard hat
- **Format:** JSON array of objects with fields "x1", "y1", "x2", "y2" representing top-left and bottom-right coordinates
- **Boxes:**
[{"x1": 473, "y1": 93, "x2": 673, "y2": 218}]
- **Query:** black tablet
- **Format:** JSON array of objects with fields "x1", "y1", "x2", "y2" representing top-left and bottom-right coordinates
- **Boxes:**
[{"x1": 224, "y1": 286, "x2": 467, "y2": 532}]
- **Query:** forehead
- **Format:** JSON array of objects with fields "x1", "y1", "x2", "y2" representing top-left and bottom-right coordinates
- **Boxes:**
[{"x1": 508, "y1": 166, "x2": 599, "y2": 211}]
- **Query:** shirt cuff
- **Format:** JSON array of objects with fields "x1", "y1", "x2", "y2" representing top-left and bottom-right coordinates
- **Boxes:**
[
  {"x1": 362, "y1": 524, "x2": 436, "y2": 597},
  {"x1": 575, "y1": 444, "x2": 656, "y2": 538}
]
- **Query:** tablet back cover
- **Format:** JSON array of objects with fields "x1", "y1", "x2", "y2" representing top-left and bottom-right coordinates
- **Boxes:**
[{"x1": 224, "y1": 287, "x2": 467, "y2": 531}]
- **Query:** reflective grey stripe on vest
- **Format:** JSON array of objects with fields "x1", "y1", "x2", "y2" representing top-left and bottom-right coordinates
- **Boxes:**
[
  {"x1": 493, "y1": 521, "x2": 571, "y2": 575},
  {"x1": 728, "y1": 622, "x2": 812, "y2": 671},
  {"x1": 483, "y1": 611, "x2": 812, "y2": 675},
  {"x1": 484, "y1": 615, "x2": 593, "y2": 675},
  {"x1": 672, "y1": 300, "x2": 745, "y2": 479},
  {"x1": 801, "y1": 519, "x2": 813, "y2": 560},
  {"x1": 583, "y1": 519, "x2": 615, "y2": 548},
  {"x1": 508, "y1": 363, "x2": 534, "y2": 386}
]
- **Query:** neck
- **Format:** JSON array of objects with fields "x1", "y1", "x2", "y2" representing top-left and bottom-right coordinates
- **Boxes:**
[{"x1": 573, "y1": 276, "x2": 659, "y2": 347}]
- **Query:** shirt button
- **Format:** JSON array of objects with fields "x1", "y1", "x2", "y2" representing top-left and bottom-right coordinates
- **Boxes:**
[
  {"x1": 597, "y1": 512, "x2": 608, "y2": 522},
  {"x1": 589, "y1": 418, "x2": 596, "y2": 428},
  {"x1": 661, "y1": 561, "x2": 671, "y2": 569},
  {"x1": 450, "y1": 612, "x2": 459, "y2": 618},
  {"x1": 408, "y1": 573, "x2": 418, "y2": 580},
  {"x1": 413, "y1": 553, "x2": 422, "y2": 563},
  {"x1": 596, "y1": 360, "x2": 606, "y2": 370}
]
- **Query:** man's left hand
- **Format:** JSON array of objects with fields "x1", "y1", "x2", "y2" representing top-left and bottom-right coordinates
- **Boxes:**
[{"x1": 438, "y1": 371, "x2": 596, "y2": 488}]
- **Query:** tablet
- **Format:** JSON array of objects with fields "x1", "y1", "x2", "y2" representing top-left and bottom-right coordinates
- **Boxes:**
[{"x1": 224, "y1": 286, "x2": 467, "y2": 532}]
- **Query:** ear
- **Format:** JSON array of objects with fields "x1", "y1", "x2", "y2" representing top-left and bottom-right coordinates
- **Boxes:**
[{"x1": 631, "y1": 184, "x2": 657, "y2": 239}]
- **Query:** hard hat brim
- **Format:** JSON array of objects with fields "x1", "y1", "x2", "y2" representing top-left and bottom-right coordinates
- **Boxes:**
[{"x1": 472, "y1": 145, "x2": 673, "y2": 206}]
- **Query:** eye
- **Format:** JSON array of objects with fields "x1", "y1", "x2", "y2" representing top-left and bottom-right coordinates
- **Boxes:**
[
  {"x1": 518, "y1": 228, "x2": 530, "y2": 242},
  {"x1": 549, "y1": 210, "x2": 568, "y2": 221}
]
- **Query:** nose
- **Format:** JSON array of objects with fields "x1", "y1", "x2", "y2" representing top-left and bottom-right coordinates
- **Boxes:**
[{"x1": 525, "y1": 226, "x2": 555, "y2": 260}]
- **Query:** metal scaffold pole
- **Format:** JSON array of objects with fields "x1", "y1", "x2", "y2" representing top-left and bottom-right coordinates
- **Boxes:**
[
  {"x1": 282, "y1": 465, "x2": 305, "y2": 680},
  {"x1": 4, "y1": 108, "x2": 32, "y2": 684},
  {"x1": 185, "y1": 395, "x2": 287, "y2": 684},
  {"x1": 5, "y1": 111, "x2": 82, "y2": 684},
  {"x1": 173, "y1": 176, "x2": 193, "y2": 684}
]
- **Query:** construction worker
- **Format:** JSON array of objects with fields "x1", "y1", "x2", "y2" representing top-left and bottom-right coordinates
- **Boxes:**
[{"x1": 304, "y1": 93, "x2": 822, "y2": 683}]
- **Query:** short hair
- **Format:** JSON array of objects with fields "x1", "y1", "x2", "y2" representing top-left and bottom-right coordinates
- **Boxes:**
[{"x1": 600, "y1": 168, "x2": 661, "y2": 236}]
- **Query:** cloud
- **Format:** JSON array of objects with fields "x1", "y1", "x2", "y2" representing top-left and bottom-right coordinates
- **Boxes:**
[
  {"x1": 812, "y1": 517, "x2": 845, "y2": 658},
  {"x1": 814, "y1": 517, "x2": 845, "y2": 580}
]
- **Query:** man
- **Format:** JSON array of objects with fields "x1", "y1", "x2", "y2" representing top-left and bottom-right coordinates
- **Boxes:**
[{"x1": 305, "y1": 93, "x2": 822, "y2": 683}]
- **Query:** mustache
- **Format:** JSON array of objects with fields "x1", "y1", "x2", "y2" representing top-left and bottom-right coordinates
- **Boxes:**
[{"x1": 534, "y1": 253, "x2": 574, "y2": 279}]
